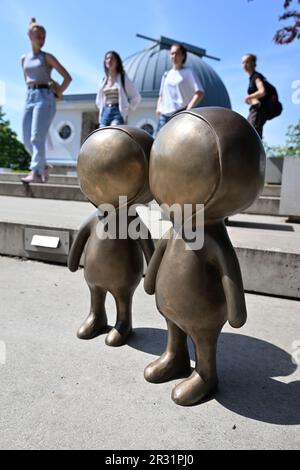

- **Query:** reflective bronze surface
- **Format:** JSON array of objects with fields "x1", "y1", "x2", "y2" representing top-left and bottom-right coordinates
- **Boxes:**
[
  {"x1": 150, "y1": 107, "x2": 265, "y2": 221},
  {"x1": 78, "y1": 126, "x2": 153, "y2": 208},
  {"x1": 68, "y1": 126, "x2": 154, "y2": 346},
  {"x1": 144, "y1": 107, "x2": 266, "y2": 405}
]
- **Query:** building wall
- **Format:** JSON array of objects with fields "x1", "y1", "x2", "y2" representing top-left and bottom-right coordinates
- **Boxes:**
[
  {"x1": 47, "y1": 109, "x2": 82, "y2": 165},
  {"x1": 47, "y1": 97, "x2": 157, "y2": 166},
  {"x1": 127, "y1": 98, "x2": 157, "y2": 136}
]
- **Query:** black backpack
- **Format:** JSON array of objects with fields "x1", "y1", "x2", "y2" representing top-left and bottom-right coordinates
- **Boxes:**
[{"x1": 262, "y1": 81, "x2": 283, "y2": 120}]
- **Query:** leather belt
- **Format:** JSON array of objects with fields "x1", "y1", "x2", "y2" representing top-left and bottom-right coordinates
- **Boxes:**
[{"x1": 28, "y1": 84, "x2": 50, "y2": 90}]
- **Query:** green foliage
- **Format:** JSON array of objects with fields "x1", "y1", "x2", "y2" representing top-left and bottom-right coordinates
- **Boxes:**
[
  {"x1": 249, "y1": 0, "x2": 300, "y2": 44},
  {"x1": 264, "y1": 120, "x2": 300, "y2": 158},
  {"x1": 286, "y1": 120, "x2": 300, "y2": 152},
  {"x1": 0, "y1": 107, "x2": 30, "y2": 170}
]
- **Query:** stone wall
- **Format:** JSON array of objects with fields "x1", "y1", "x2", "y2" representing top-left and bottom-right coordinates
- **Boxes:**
[{"x1": 81, "y1": 112, "x2": 99, "y2": 145}]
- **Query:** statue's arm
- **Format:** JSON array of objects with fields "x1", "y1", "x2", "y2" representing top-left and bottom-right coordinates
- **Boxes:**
[
  {"x1": 68, "y1": 212, "x2": 96, "y2": 272},
  {"x1": 144, "y1": 230, "x2": 170, "y2": 295},
  {"x1": 136, "y1": 219, "x2": 155, "y2": 265},
  {"x1": 209, "y1": 226, "x2": 247, "y2": 328}
]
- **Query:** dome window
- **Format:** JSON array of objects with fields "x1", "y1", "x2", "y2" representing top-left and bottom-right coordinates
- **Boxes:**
[
  {"x1": 56, "y1": 121, "x2": 75, "y2": 144},
  {"x1": 59, "y1": 124, "x2": 72, "y2": 140}
]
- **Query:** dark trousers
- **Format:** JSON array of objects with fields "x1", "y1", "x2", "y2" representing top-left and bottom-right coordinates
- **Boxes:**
[{"x1": 247, "y1": 104, "x2": 267, "y2": 139}]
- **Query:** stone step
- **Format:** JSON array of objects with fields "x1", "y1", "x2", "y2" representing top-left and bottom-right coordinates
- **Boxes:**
[
  {"x1": 0, "y1": 172, "x2": 78, "y2": 186},
  {"x1": 261, "y1": 184, "x2": 281, "y2": 198},
  {"x1": 243, "y1": 196, "x2": 281, "y2": 216},
  {"x1": 0, "y1": 171, "x2": 281, "y2": 195},
  {"x1": 0, "y1": 181, "x2": 86, "y2": 201},
  {"x1": 0, "y1": 196, "x2": 299, "y2": 299},
  {"x1": 0, "y1": 179, "x2": 282, "y2": 216}
]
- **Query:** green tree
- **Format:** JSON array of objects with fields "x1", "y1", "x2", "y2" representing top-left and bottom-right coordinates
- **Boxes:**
[
  {"x1": 0, "y1": 107, "x2": 30, "y2": 170},
  {"x1": 248, "y1": 0, "x2": 300, "y2": 44},
  {"x1": 274, "y1": 0, "x2": 300, "y2": 44},
  {"x1": 265, "y1": 120, "x2": 300, "y2": 157},
  {"x1": 286, "y1": 120, "x2": 300, "y2": 153}
]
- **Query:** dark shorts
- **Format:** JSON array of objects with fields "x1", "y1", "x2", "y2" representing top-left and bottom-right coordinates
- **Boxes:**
[
  {"x1": 248, "y1": 104, "x2": 268, "y2": 139},
  {"x1": 100, "y1": 104, "x2": 124, "y2": 128}
]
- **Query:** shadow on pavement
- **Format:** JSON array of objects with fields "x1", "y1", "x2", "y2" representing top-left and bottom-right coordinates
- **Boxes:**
[
  {"x1": 128, "y1": 328, "x2": 300, "y2": 425},
  {"x1": 226, "y1": 220, "x2": 294, "y2": 232}
]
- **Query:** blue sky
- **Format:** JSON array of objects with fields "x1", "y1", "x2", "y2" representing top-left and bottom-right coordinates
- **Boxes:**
[{"x1": 0, "y1": 0, "x2": 299, "y2": 146}]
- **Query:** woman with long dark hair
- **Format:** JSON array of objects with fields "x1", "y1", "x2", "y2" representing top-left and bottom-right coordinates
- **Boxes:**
[{"x1": 96, "y1": 51, "x2": 141, "y2": 128}]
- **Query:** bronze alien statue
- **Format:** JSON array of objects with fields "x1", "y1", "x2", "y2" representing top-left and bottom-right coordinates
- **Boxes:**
[
  {"x1": 144, "y1": 107, "x2": 266, "y2": 406},
  {"x1": 68, "y1": 126, "x2": 154, "y2": 347}
]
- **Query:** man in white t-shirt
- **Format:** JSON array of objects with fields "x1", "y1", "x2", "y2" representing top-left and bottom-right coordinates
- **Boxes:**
[{"x1": 156, "y1": 43, "x2": 205, "y2": 133}]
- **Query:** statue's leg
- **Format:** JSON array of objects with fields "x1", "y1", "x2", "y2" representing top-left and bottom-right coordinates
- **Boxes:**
[
  {"x1": 144, "y1": 318, "x2": 190, "y2": 383},
  {"x1": 171, "y1": 327, "x2": 222, "y2": 406},
  {"x1": 105, "y1": 289, "x2": 133, "y2": 347},
  {"x1": 77, "y1": 285, "x2": 108, "y2": 340}
]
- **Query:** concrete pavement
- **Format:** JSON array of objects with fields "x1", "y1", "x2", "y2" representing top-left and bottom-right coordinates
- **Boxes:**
[{"x1": 0, "y1": 256, "x2": 300, "y2": 450}]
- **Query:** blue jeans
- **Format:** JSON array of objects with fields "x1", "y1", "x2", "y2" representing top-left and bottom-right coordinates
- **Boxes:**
[
  {"x1": 22, "y1": 88, "x2": 56, "y2": 174},
  {"x1": 100, "y1": 104, "x2": 124, "y2": 128},
  {"x1": 156, "y1": 113, "x2": 171, "y2": 134}
]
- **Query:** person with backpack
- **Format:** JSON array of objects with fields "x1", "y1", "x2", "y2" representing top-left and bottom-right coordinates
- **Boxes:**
[
  {"x1": 96, "y1": 51, "x2": 141, "y2": 128},
  {"x1": 242, "y1": 53, "x2": 282, "y2": 138}
]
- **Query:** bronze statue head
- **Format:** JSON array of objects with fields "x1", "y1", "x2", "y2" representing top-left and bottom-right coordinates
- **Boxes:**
[
  {"x1": 77, "y1": 126, "x2": 153, "y2": 208},
  {"x1": 150, "y1": 107, "x2": 266, "y2": 222}
]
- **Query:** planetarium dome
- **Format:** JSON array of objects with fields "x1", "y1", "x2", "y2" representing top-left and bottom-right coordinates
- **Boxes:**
[{"x1": 124, "y1": 35, "x2": 231, "y2": 109}]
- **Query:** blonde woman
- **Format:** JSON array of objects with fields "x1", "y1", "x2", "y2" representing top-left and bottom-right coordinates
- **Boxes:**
[{"x1": 21, "y1": 18, "x2": 72, "y2": 183}]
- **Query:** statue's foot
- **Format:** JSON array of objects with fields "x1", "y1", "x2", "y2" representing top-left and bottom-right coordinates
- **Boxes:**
[
  {"x1": 144, "y1": 351, "x2": 191, "y2": 383},
  {"x1": 171, "y1": 370, "x2": 218, "y2": 406},
  {"x1": 77, "y1": 313, "x2": 108, "y2": 340},
  {"x1": 105, "y1": 321, "x2": 132, "y2": 347}
]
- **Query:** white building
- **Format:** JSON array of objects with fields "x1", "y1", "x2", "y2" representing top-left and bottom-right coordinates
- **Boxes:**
[{"x1": 47, "y1": 36, "x2": 231, "y2": 169}]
